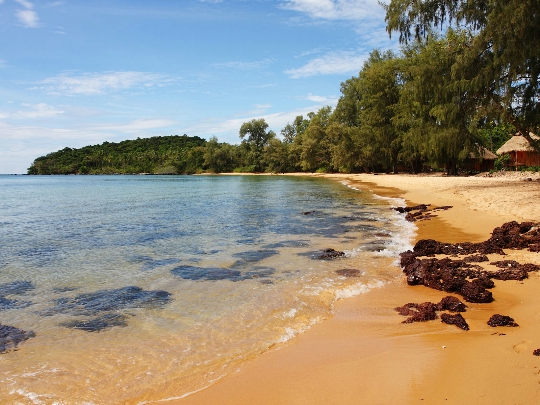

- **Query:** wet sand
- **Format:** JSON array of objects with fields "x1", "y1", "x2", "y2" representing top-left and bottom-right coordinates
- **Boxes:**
[{"x1": 157, "y1": 172, "x2": 540, "y2": 405}]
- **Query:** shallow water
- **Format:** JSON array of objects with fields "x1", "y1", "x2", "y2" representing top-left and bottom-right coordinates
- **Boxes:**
[{"x1": 0, "y1": 175, "x2": 413, "y2": 404}]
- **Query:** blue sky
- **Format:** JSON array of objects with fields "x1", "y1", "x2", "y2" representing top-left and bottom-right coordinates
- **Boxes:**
[{"x1": 0, "y1": 0, "x2": 397, "y2": 173}]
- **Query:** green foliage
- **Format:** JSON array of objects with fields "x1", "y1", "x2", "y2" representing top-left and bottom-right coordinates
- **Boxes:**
[
  {"x1": 27, "y1": 135, "x2": 207, "y2": 175},
  {"x1": 383, "y1": 0, "x2": 540, "y2": 135},
  {"x1": 238, "y1": 119, "x2": 276, "y2": 172}
]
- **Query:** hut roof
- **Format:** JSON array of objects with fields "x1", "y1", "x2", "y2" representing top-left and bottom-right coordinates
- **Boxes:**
[
  {"x1": 468, "y1": 146, "x2": 497, "y2": 160},
  {"x1": 497, "y1": 132, "x2": 540, "y2": 154}
]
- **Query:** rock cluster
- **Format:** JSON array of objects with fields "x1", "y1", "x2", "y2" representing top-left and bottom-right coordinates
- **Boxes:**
[
  {"x1": 393, "y1": 204, "x2": 453, "y2": 222},
  {"x1": 487, "y1": 314, "x2": 519, "y2": 327},
  {"x1": 394, "y1": 296, "x2": 468, "y2": 329},
  {"x1": 396, "y1": 221, "x2": 540, "y2": 340}
]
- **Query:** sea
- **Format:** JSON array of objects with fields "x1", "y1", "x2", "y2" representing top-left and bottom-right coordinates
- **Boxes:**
[{"x1": 0, "y1": 174, "x2": 414, "y2": 404}]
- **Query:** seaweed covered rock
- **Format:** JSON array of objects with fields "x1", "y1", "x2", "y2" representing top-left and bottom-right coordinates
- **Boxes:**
[
  {"x1": 60, "y1": 314, "x2": 129, "y2": 332},
  {"x1": 407, "y1": 221, "x2": 540, "y2": 257},
  {"x1": 460, "y1": 280, "x2": 494, "y2": 303},
  {"x1": 436, "y1": 296, "x2": 467, "y2": 312},
  {"x1": 441, "y1": 313, "x2": 469, "y2": 331},
  {"x1": 394, "y1": 302, "x2": 438, "y2": 323},
  {"x1": 487, "y1": 314, "x2": 519, "y2": 327},
  {"x1": 317, "y1": 249, "x2": 345, "y2": 260},
  {"x1": 463, "y1": 254, "x2": 489, "y2": 263},
  {"x1": 0, "y1": 324, "x2": 35, "y2": 353},
  {"x1": 401, "y1": 256, "x2": 494, "y2": 303}
]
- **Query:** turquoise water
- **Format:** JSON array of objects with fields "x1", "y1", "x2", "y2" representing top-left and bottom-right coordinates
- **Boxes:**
[{"x1": 0, "y1": 175, "x2": 413, "y2": 404}]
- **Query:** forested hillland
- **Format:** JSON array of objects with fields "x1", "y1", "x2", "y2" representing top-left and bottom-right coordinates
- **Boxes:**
[{"x1": 27, "y1": 135, "x2": 207, "y2": 175}]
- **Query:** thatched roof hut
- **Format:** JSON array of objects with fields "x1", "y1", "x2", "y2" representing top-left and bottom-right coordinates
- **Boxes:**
[
  {"x1": 463, "y1": 146, "x2": 497, "y2": 172},
  {"x1": 496, "y1": 133, "x2": 540, "y2": 168}
]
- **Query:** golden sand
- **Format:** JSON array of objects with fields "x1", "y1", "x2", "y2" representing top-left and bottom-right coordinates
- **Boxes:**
[{"x1": 156, "y1": 172, "x2": 540, "y2": 405}]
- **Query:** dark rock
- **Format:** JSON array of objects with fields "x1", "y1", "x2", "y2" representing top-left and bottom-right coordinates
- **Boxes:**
[
  {"x1": 0, "y1": 324, "x2": 35, "y2": 353},
  {"x1": 533, "y1": 349, "x2": 540, "y2": 356},
  {"x1": 171, "y1": 265, "x2": 242, "y2": 281},
  {"x1": 436, "y1": 296, "x2": 467, "y2": 312},
  {"x1": 490, "y1": 260, "x2": 520, "y2": 268},
  {"x1": 460, "y1": 280, "x2": 494, "y2": 303},
  {"x1": 491, "y1": 268, "x2": 528, "y2": 281},
  {"x1": 520, "y1": 263, "x2": 540, "y2": 272},
  {"x1": 60, "y1": 314, "x2": 128, "y2": 332},
  {"x1": 130, "y1": 256, "x2": 180, "y2": 271},
  {"x1": 463, "y1": 254, "x2": 489, "y2": 263},
  {"x1": 0, "y1": 281, "x2": 35, "y2": 296},
  {"x1": 317, "y1": 249, "x2": 345, "y2": 260},
  {"x1": 243, "y1": 267, "x2": 275, "y2": 279},
  {"x1": 0, "y1": 297, "x2": 33, "y2": 311},
  {"x1": 336, "y1": 269, "x2": 362, "y2": 277},
  {"x1": 394, "y1": 302, "x2": 438, "y2": 323},
  {"x1": 441, "y1": 313, "x2": 469, "y2": 330},
  {"x1": 487, "y1": 314, "x2": 519, "y2": 327},
  {"x1": 232, "y1": 249, "x2": 279, "y2": 263},
  {"x1": 52, "y1": 286, "x2": 79, "y2": 293},
  {"x1": 432, "y1": 206, "x2": 453, "y2": 211},
  {"x1": 44, "y1": 286, "x2": 172, "y2": 316}
]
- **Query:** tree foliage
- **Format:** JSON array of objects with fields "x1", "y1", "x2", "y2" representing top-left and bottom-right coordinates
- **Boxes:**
[
  {"x1": 383, "y1": 0, "x2": 540, "y2": 136},
  {"x1": 28, "y1": 135, "x2": 207, "y2": 175}
]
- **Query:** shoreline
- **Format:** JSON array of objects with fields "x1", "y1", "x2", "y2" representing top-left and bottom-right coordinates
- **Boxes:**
[{"x1": 157, "y1": 172, "x2": 540, "y2": 405}]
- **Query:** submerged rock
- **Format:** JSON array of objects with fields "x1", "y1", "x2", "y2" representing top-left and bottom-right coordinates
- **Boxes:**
[
  {"x1": 441, "y1": 313, "x2": 469, "y2": 331},
  {"x1": 0, "y1": 324, "x2": 35, "y2": 353},
  {"x1": 232, "y1": 249, "x2": 279, "y2": 263},
  {"x1": 60, "y1": 314, "x2": 129, "y2": 332},
  {"x1": 0, "y1": 281, "x2": 35, "y2": 296},
  {"x1": 0, "y1": 297, "x2": 33, "y2": 311},
  {"x1": 487, "y1": 314, "x2": 519, "y2": 327},
  {"x1": 172, "y1": 265, "x2": 242, "y2": 281},
  {"x1": 43, "y1": 286, "x2": 172, "y2": 316},
  {"x1": 336, "y1": 269, "x2": 362, "y2": 277}
]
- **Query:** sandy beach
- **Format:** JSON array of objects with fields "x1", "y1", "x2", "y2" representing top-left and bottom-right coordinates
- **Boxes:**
[{"x1": 160, "y1": 172, "x2": 540, "y2": 405}]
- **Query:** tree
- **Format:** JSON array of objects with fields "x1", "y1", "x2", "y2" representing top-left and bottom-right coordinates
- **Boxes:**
[
  {"x1": 239, "y1": 118, "x2": 276, "y2": 172},
  {"x1": 383, "y1": 0, "x2": 540, "y2": 136},
  {"x1": 397, "y1": 31, "x2": 483, "y2": 175},
  {"x1": 356, "y1": 50, "x2": 403, "y2": 173},
  {"x1": 203, "y1": 137, "x2": 238, "y2": 173},
  {"x1": 299, "y1": 107, "x2": 333, "y2": 172}
]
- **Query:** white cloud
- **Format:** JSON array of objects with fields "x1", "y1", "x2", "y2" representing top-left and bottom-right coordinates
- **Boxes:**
[
  {"x1": 213, "y1": 59, "x2": 274, "y2": 70},
  {"x1": 301, "y1": 93, "x2": 338, "y2": 104},
  {"x1": 15, "y1": 0, "x2": 34, "y2": 9},
  {"x1": 38, "y1": 71, "x2": 175, "y2": 95},
  {"x1": 280, "y1": 0, "x2": 384, "y2": 20},
  {"x1": 12, "y1": 103, "x2": 65, "y2": 119},
  {"x1": 16, "y1": 9, "x2": 39, "y2": 28},
  {"x1": 285, "y1": 50, "x2": 366, "y2": 78}
]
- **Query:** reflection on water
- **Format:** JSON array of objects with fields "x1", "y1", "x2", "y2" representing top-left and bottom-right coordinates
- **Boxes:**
[{"x1": 0, "y1": 175, "x2": 413, "y2": 404}]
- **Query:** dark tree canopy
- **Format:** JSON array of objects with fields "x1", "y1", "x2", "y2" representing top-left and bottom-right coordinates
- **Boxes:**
[{"x1": 383, "y1": 0, "x2": 540, "y2": 135}]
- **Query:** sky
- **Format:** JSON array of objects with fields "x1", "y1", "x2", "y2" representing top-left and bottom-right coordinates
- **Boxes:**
[{"x1": 0, "y1": 0, "x2": 398, "y2": 173}]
